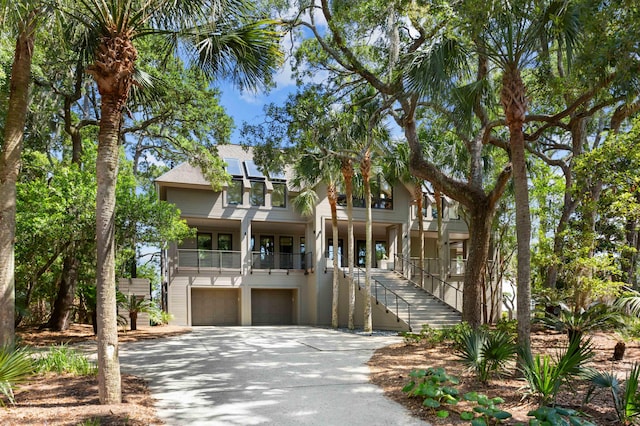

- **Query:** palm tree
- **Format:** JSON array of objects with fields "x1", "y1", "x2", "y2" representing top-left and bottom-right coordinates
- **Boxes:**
[
  {"x1": 467, "y1": 0, "x2": 582, "y2": 351},
  {"x1": 64, "y1": 0, "x2": 281, "y2": 404},
  {"x1": 0, "y1": 2, "x2": 45, "y2": 347}
]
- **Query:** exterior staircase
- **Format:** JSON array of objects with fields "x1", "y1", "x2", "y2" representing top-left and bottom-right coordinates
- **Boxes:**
[{"x1": 352, "y1": 268, "x2": 462, "y2": 331}]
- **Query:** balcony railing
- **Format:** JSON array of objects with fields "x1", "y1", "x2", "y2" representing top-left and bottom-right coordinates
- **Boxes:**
[
  {"x1": 396, "y1": 254, "x2": 463, "y2": 313},
  {"x1": 409, "y1": 257, "x2": 467, "y2": 276},
  {"x1": 250, "y1": 251, "x2": 312, "y2": 272},
  {"x1": 177, "y1": 249, "x2": 241, "y2": 271}
]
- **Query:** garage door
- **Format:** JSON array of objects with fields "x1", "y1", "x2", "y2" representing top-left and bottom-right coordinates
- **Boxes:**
[
  {"x1": 191, "y1": 289, "x2": 239, "y2": 326},
  {"x1": 251, "y1": 289, "x2": 294, "y2": 325}
]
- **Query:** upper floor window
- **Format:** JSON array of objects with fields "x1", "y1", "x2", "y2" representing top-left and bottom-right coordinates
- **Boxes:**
[
  {"x1": 250, "y1": 181, "x2": 265, "y2": 206},
  {"x1": 227, "y1": 179, "x2": 243, "y2": 205},
  {"x1": 337, "y1": 174, "x2": 392, "y2": 209},
  {"x1": 272, "y1": 182, "x2": 287, "y2": 208},
  {"x1": 218, "y1": 233, "x2": 232, "y2": 251}
]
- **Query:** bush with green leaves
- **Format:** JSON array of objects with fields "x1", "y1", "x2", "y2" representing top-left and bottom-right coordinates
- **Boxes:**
[
  {"x1": 461, "y1": 392, "x2": 512, "y2": 425},
  {"x1": 536, "y1": 302, "x2": 625, "y2": 343},
  {"x1": 519, "y1": 337, "x2": 594, "y2": 406},
  {"x1": 527, "y1": 406, "x2": 596, "y2": 426},
  {"x1": 402, "y1": 367, "x2": 460, "y2": 419},
  {"x1": 402, "y1": 323, "x2": 472, "y2": 346},
  {"x1": 35, "y1": 345, "x2": 96, "y2": 376},
  {"x1": 455, "y1": 327, "x2": 517, "y2": 384},
  {"x1": 0, "y1": 345, "x2": 35, "y2": 405},
  {"x1": 585, "y1": 363, "x2": 640, "y2": 425}
]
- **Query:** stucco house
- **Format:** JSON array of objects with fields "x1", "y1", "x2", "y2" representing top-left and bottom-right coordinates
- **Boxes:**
[{"x1": 156, "y1": 145, "x2": 467, "y2": 330}]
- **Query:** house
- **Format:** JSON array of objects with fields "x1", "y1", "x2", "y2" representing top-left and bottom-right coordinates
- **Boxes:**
[{"x1": 156, "y1": 145, "x2": 469, "y2": 329}]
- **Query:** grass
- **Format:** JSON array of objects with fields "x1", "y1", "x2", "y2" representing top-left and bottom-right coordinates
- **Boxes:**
[{"x1": 34, "y1": 344, "x2": 97, "y2": 376}]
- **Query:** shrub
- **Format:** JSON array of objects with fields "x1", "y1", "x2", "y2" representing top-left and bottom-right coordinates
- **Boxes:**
[
  {"x1": 461, "y1": 392, "x2": 512, "y2": 425},
  {"x1": 585, "y1": 363, "x2": 640, "y2": 425},
  {"x1": 402, "y1": 367, "x2": 460, "y2": 419},
  {"x1": 519, "y1": 337, "x2": 594, "y2": 406},
  {"x1": 536, "y1": 302, "x2": 625, "y2": 343},
  {"x1": 455, "y1": 327, "x2": 517, "y2": 384},
  {"x1": 0, "y1": 345, "x2": 34, "y2": 405},
  {"x1": 527, "y1": 406, "x2": 596, "y2": 426},
  {"x1": 35, "y1": 345, "x2": 96, "y2": 376}
]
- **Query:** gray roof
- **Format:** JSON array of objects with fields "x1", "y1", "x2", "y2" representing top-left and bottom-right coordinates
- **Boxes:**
[{"x1": 155, "y1": 145, "x2": 294, "y2": 188}]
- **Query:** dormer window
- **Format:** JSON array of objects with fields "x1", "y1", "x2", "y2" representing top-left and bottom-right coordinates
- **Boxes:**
[{"x1": 250, "y1": 181, "x2": 265, "y2": 206}]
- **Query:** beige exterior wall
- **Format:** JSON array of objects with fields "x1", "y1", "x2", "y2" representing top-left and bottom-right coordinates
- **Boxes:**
[{"x1": 158, "y1": 151, "x2": 469, "y2": 330}]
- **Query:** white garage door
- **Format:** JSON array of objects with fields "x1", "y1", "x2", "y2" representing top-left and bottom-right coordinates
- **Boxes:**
[
  {"x1": 251, "y1": 289, "x2": 294, "y2": 325},
  {"x1": 191, "y1": 288, "x2": 239, "y2": 326}
]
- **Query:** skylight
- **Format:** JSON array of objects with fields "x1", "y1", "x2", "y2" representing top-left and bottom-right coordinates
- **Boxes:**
[
  {"x1": 224, "y1": 158, "x2": 243, "y2": 176},
  {"x1": 243, "y1": 160, "x2": 265, "y2": 179}
]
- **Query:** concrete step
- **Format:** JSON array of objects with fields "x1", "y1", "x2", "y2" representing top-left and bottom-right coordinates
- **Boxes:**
[{"x1": 353, "y1": 269, "x2": 462, "y2": 331}]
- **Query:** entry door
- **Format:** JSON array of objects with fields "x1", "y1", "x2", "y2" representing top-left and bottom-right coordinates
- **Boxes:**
[{"x1": 279, "y1": 236, "x2": 293, "y2": 269}]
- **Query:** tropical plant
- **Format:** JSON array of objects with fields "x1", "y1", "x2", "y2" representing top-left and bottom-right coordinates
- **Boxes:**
[
  {"x1": 527, "y1": 406, "x2": 596, "y2": 426},
  {"x1": 519, "y1": 337, "x2": 594, "y2": 406},
  {"x1": 455, "y1": 327, "x2": 517, "y2": 384},
  {"x1": 60, "y1": 0, "x2": 281, "y2": 405},
  {"x1": 402, "y1": 367, "x2": 460, "y2": 419},
  {"x1": 461, "y1": 392, "x2": 512, "y2": 425},
  {"x1": 117, "y1": 293, "x2": 156, "y2": 331},
  {"x1": 0, "y1": 345, "x2": 34, "y2": 405},
  {"x1": 585, "y1": 364, "x2": 640, "y2": 425},
  {"x1": 536, "y1": 302, "x2": 625, "y2": 344}
]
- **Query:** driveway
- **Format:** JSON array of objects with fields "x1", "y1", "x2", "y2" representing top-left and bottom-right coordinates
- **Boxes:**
[{"x1": 119, "y1": 326, "x2": 428, "y2": 425}]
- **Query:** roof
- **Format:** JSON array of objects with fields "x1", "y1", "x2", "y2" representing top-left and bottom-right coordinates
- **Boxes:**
[{"x1": 155, "y1": 145, "x2": 293, "y2": 188}]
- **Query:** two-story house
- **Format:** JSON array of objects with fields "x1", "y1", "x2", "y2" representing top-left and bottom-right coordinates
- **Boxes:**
[{"x1": 156, "y1": 145, "x2": 468, "y2": 329}]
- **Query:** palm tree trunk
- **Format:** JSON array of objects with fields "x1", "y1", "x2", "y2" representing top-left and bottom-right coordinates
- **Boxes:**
[
  {"x1": 95, "y1": 94, "x2": 123, "y2": 404},
  {"x1": 328, "y1": 183, "x2": 339, "y2": 328},
  {"x1": 361, "y1": 150, "x2": 373, "y2": 333},
  {"x1": 0, "y1": 12, "x2": 37, "y2": 346},
  {"x1": 501, "y1": 66, "x2": 531, "y2": 353},
  {"x1": 341, "y1": 160, "x2": 356, "y2": 329}
]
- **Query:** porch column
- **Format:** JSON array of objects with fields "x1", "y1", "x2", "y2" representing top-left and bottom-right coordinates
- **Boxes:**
[
  {"x1": 387, "y1": 226, "x2": 398, "y2": 269},
  {"x1": 241, "y1": 218, "x2": 252, "y2": 274}
]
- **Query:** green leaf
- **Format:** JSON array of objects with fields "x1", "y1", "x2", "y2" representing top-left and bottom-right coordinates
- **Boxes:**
[
  {"x1": 460, "y1": 411, "x2": 475, "y2": 420},
  {"x1": 423, "y1": 398, "x2": 441, "y2": 408},
  {"x1": 471, "y1": 418, "x2": 488, "y2": 426},
  {"x1": 464, "y1": 391, "x2": 479, "y2": 401},
  {"x1": 436, "y1": 410, "x2": 450, "y2": 418},
  {"x1": 493, "y1": 410, "x2": 513, "y2": 420}
]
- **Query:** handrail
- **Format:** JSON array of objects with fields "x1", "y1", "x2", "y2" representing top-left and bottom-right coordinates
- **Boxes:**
[
  {"x1": 177, "y1": 249, "x2": 241, "y2": 272},
  {"x1": 250, "y1": 251, "x2": 313, "y2": 273},
  {"x1": 394, "y1": 254, "x2": 463, "y2": 313},
  {"x1": 349, "y1": 266, "x2": 412, "y2": 331}
]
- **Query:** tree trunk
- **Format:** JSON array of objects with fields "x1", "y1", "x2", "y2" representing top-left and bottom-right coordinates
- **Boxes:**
[
  {"x1": 95, "y1": 94, "x2": 123, "y2": 404},
  {"x1": 0, "y1": 12, "x2": 37, "y2": 347},
  {"x1": 129, "y1": 312, "x2": 138, "y2": 331},
  {"x1": 361, "y1": 150, "x2": 373, "y2": 334},
  {"x1": 501, "y1": 66, "x2": 531, "y2": 353},
  {"x1": 463, "y1": 204, "x2": 494, "y2": 328},
  {"x1": 328, "y1": 183, "x2": 339, "y2": 329},
  {"x1": 47, "y1": 248, "x2": 81, "y2": 331},
  {"x1": 342, "y1": 159, "x2": 356, "y2": 329}
]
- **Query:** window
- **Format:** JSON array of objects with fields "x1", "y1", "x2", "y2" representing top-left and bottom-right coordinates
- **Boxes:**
[
  {"x1": 197, "y1": 232, "x2": 213, "y2": 267},
  {"x1": 227, "y1": 179, "x2": 243, "y2": 205},
  {"x1": 279, "y1": 236, "x2": 293, "y2": 269},
  {"x1": 197, "y1": 233, "x2": 212, "y2": 251},
  {"x1": 250, "y1": 181, "x2": 265, "y2": 206},
  {"x1": 336, "y1": 175, "x2": 392, "y2": 209},
  {"x1": 272, "y1": 182, "x2": 287, "y2": 208},
  {"x1": 259, "y1": 236, "x2": 274, "y2": 268},
  {"x1": 327, "y1": 238, "x2": 344, "y2": 266},
  {"x1": 217, "y1": 234, "x2": 232, "y2": 251}
]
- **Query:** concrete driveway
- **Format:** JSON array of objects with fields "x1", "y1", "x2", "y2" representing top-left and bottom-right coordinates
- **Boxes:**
[{"x1": 119, "y1": 326, "x2": 428, "y2": 425}]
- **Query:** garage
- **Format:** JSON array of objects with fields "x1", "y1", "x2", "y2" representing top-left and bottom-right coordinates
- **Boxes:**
[
  {"x1": 251, "y1": 289, "x2": 295, "y2": 325},
  {"x1": 191, "y1": 288, "x2": 239, "y2": 326}
]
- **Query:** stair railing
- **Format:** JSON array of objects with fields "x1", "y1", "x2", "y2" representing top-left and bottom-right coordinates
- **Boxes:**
[
  {"x1": 394, "y1": 254, "x2": 463, "y2": 313},
  {"x1": 348, "y1": 266, "x2": 412, "y2": 331}
]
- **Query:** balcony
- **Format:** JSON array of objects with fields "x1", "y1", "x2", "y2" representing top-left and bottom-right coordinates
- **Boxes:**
[
  {"x1": 177, "y1": 249, "x2": 242, "y2": 272},
  {"x1": 250, "y1": 251, "x2": 312, "y2": 273}
]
